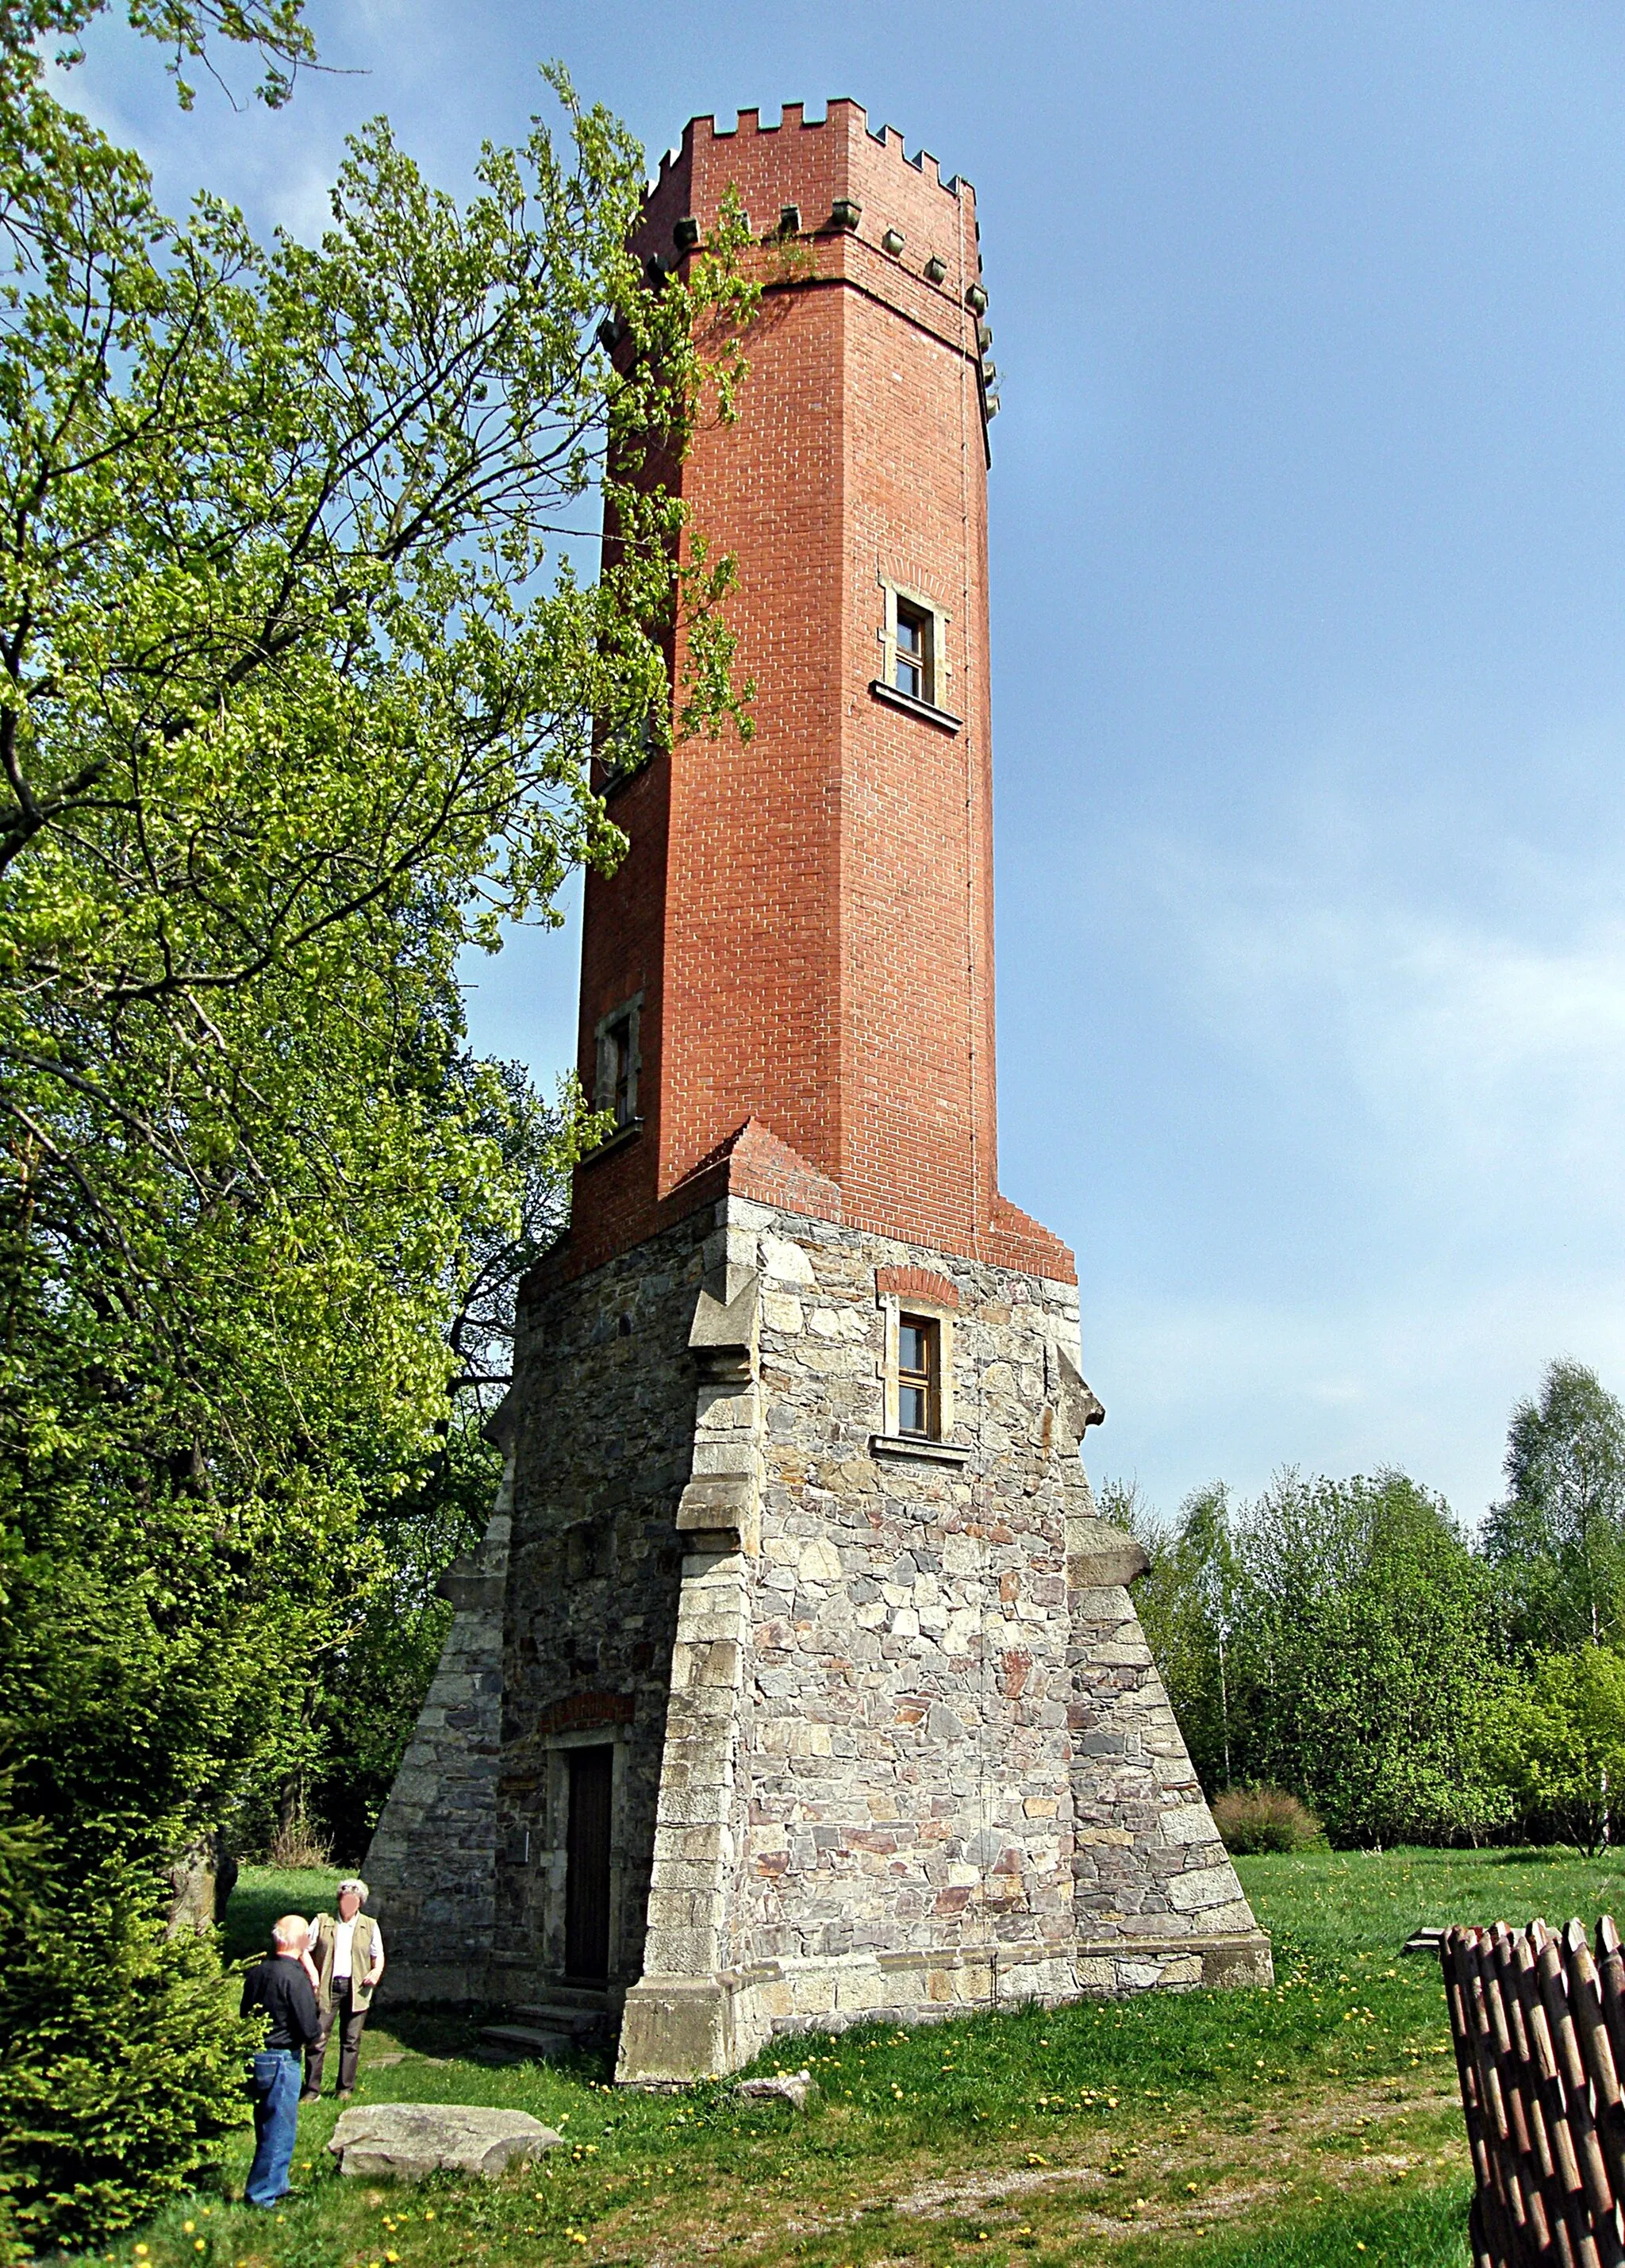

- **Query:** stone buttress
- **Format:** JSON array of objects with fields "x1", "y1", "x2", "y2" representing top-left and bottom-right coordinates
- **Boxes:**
[{"x1": 363, "y1": 1481, "x2": 511, "y2": 2002}]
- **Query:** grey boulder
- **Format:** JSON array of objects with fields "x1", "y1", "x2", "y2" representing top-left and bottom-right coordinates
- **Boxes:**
[
  {"x1": 736, "y1": 2069, "x2": 817, "y2": 2112},
  {"x1": 327, "y1": 2103, "x2": 563, "y2": 2181}
]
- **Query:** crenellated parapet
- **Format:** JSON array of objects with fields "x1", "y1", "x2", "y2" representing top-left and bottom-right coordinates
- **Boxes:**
[{"x1": 636, "y1": 101, "x2": 992, "y2": 398}]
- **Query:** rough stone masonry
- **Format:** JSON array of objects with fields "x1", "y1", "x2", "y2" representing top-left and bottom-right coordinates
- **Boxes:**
[{"x1": 366, "y1": 100, "x2": 1270, "y2": 2080}]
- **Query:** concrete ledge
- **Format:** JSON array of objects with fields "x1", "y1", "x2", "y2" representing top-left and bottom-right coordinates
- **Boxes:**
[
  {"x1": 867, "y1": 678, "x2": 962, "y2": 732},
  {"x1": 870, "y1": 1434, "x2": 971, "y2": 1466},
  {"x1": 578, "y1": 1117, "x2": 643, "y2": 1169},
  {"x1": 1199, "y1": 1933, "x2": 1276, "y2": 1989}
]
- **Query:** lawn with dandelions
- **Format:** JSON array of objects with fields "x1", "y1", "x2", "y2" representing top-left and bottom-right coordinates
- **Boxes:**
[{"x1": 105, "y1": 1845, "x2": 1625, "y2": 2266}]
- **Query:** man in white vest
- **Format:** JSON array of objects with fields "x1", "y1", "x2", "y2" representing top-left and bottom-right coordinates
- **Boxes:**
[{"x1": 301, "y1": 1877, "x2": 385, "y2": 2101}]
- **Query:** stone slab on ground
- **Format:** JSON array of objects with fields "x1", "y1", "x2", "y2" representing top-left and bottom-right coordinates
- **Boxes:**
[{"x1": 327, "y1": 2104, "x2": 563, "y2": 2182}]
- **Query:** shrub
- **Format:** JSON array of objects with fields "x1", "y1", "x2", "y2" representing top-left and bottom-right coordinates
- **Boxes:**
[
  {"x1": 266, "y1": 1812, "x2": 333, "y2": 1871},
  {"x1": 1212, "y1": 1784, "x2": 1323, "y2": 1855},
  {"x1": 0, "y1": 1846, "x2": 255, "y2": 2252}
]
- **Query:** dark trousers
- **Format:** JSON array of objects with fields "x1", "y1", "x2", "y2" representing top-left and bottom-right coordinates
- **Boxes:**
[
  {"x1": 302, "y1": 1980, "x2": 367, "y2": 2097},
  {"x1": 245, "y1": 2049, "x2": 302, "y2": 2206}
]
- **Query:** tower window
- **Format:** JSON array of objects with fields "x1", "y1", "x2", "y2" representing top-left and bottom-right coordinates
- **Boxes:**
[
  {"x1": 602, "y1": 705, "x2": 659, "y2": 790},
  {"x1": 875, "y1": 581, "x2": 951, "y2": 717},
  {"x1": 593, "y1": 994, "x2": 642, "y2": 1129},
  {"x1": 609, "y1": 1025, "x2": 633, "y2": 1124},
  {"x1": 897, "y1": 1315, "x2": 939, "y2": 1438},
  {"x1": 893, "y1": 601, "x2": 933, "y2": 703},
  {"x1": 873, "y1": 1282, "x2": 962, "y2": 1461}
]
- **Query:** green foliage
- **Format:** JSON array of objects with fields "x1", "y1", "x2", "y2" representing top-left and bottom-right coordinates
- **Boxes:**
[
  {"x1": 305, "y1": 1407, "x2": 501, "y2": 1862},
  {"x1": 1481, "y1": 1643, "x2": 1625, "y2": 1852},
  {"x1": 248, "y1": 1067, "x2": 590, "y2": 1861},
  {"x1": 0, "y1": 1840, "x2": 255, "y2": 2251},
  {"x1": 1211, "y1": 1784, "x2": 1323, "y2": 1855},
  {"x1": 0, "y1": 0, "x2": 313, "y2": 117},
  {"x1": 1124, "y1": 1470, "x2": 1508, "y2": 1847},
  {"x1": 1481, "y1": 1359, "x2": 1625, "y2": 1654},
  {"x1": 0, "y1": 2, "x2": 757, "y2": 2243},
  {"x1": 1124, "y1": 1368, "x2": 1625, "y2": 1855},
  {"x1": 1123, "y1": 1479, "x2": 1244, "y2": 1792},
  {"x1": 0, "y1": 1, "x2": 753, "y2": 1874},
  {"x1": 1239, "y1": 1471, "x2": 1508, "y2": 1847}
]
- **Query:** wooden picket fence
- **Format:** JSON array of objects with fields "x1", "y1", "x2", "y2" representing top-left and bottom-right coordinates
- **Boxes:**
[{"x1": 1443, "y1": 1918, "x2": 1625, "y2": 2268}]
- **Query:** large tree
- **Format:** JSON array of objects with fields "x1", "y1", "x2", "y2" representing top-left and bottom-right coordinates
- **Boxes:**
[
  {"x1": 1237, "y1": 1469, "x2": 1505, "y2": 1847},
  {"x1": 1481, "y1": 1359, "x2": 1625, "y2": 1654},
  {"x1": 0, "y1": 1, "x2": 754, "y2": 2239}
]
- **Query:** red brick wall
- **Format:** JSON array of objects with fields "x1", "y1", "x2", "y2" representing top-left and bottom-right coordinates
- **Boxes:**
[{"x1": 560, "y1": 102, "x2": 1073, "y2": 1287}]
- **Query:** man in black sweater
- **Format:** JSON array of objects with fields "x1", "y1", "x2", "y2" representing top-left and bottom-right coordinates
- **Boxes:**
[{"x1": 240, "y1": 1916, "x2": 320, "y2": 2208}]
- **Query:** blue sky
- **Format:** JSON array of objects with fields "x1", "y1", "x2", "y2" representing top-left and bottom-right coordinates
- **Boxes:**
[{"x1": 70, "y1": 0, "x2": 1625, "y2": 1528}]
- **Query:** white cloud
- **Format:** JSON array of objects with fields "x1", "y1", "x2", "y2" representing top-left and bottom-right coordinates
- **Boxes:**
[
  {"x1": 264, "y1": 160, "x2": 342, "y2": 244},
  {"x1": 1135, "y1": 780, "x2": 1625, "y2": 1221},
  {"x1": 1089, "y1": 1269, "x2": 1625, "y2": 1532},
  {"x1": 1074, "y1": 750, "x2": 1625, "y2": 1520}
]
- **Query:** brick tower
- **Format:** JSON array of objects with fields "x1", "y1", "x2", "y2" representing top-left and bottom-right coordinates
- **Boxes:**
[{"x1": 367, "y1": 102, "x2": 1270, "y2": 2081}]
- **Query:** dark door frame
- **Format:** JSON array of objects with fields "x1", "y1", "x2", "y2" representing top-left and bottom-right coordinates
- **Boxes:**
[{"x1": 564, "y1": 1743, "x2": 616, "y2": 1984}]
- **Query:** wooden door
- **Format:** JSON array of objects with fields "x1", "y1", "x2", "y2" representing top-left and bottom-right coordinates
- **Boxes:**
[{"x1": 565, "y1": 1745, "x2": 613, "y2": 1982}]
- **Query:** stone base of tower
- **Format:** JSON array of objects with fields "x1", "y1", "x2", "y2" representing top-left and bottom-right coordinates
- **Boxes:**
[
  {"x1": 367, "y1": 1151, "x2": 1270, "y2": 2056},
  {"x1": 617, "y1": 1927, "x2": 1273, "y2": 2086}
]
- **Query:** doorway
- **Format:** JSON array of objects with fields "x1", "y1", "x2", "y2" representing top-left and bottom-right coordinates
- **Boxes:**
[{"x1": 564, "y1": 1744, "x2": 614, "y2": 1982}]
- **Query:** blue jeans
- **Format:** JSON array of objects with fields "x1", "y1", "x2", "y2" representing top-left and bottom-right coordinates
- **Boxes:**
[{"x1": 244, "y1": 2049, "x2": 302, "y2": 2207}]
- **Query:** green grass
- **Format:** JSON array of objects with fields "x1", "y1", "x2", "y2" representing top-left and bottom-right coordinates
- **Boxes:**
[
  {"x1": 1112, "y1": 2177, "x2": 1476, "y2": 2268},
  {"x1": 104, "y1": 1846, "x2": 1625, "y2": 2267},
  {"x1": 223, "y1": 1865, "x2": 343, "y2": 1966}
]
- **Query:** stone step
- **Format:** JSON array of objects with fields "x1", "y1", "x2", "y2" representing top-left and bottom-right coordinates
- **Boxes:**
[
  {"x1": 512, "y1": 1999, "x2": 609, "y2": 2029},
  {"x1": 477, "y1": 2024, "x2": 575, "y2": 2062},
  {"x1": 518, "y1": 1982, "x2": 611, "y2": 2009}
]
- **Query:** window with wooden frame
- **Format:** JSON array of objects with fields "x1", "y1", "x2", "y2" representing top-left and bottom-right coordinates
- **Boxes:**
[
  {"x1": 876, "y1": 580, "x2": 951, "y2": 714},
  {"x1": 893, "y1": 598, "x2": 934, "y2": 704},
  {"x1": 897, "y1": 1313, "x2": 939, "y2": 1438},
  {"x1": 593, "y1": 995, "x2": 642, "y2": 1129},
  {"x1": 874, "y1": 1283, "x2": 962, "y2": 1460}
]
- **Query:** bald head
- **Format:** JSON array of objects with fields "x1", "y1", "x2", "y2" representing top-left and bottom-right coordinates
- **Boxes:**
[{"x1": 271, "y1": 1914, "x2": 309, "y2": 1954}]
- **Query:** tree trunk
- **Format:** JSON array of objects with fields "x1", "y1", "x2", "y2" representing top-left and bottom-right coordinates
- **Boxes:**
[
  {"x1": 1219, "y1": 1632, "x2": 1232, "y2": 1787},
  {"x1": 164, "y1": 1829, "x2": 238, "y2": 1936}
]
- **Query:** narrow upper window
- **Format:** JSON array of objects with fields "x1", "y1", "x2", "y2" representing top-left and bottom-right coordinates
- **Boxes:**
[
  {"x1": 593, "y1": 995, "x2": 642, "y2": 1129},
  {"x1": 608, "y1": 1024, "x2": 634, "y2": 1124},
  {"x1": 600, "y1": 705, "x2": 659, "y2": 791},
  {"x1": 897, "y1": 1314, "x2": 939, "y2": 1438},
  {"x1": 894, "y1": 599, "x2": 933, "y2": 704},
  {"x1": 875, "y1": 582, "x2": 952, "y2": 721}
]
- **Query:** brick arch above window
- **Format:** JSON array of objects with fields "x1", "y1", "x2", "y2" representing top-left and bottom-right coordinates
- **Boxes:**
[{"x1": 874, "y1": 1264, "x2": 959, "y2": 1312}]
